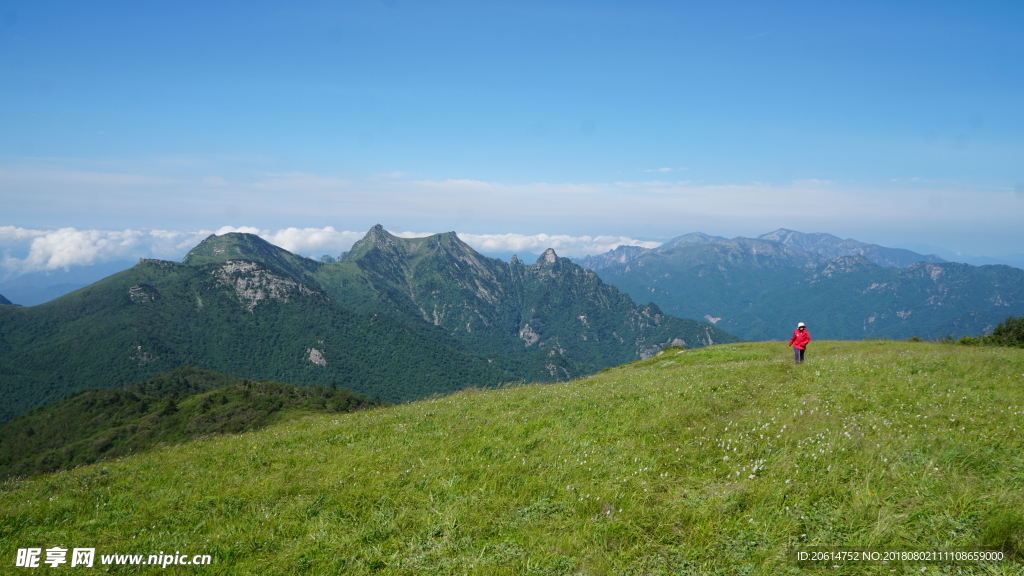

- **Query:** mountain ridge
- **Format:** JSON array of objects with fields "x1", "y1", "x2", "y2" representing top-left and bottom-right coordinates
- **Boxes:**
[
  {"x1": 0, "y1": 255, "x2": 516, "y2": 423},
  {"x1": 574, "y1": 228, "x2": 947, "y2": 272},
  {"x1": 0, "y1": 226, "x2": 737, "y2": 423},
  {"x1": 318, "y1": 226, "x2": 737, "y2": 379},
  {"x1": 593, "y1": 246, "x2": 1024, "y2": 341},
  {"x1": 757, "y1": 228, "x2": 946, "y2": 268}
]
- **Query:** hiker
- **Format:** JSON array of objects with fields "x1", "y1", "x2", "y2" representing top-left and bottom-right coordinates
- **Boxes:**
[{"x1": 788, "y1": 322, "x2": 811, "y2": 364}]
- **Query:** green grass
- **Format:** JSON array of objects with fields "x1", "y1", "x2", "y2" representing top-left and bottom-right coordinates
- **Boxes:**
[
  {"x1": 2, "y1": 341, "x2": 1023, "y2": 574},
  {"x1": 0, "y1": 367, "x2": 383, "y2": 481}
]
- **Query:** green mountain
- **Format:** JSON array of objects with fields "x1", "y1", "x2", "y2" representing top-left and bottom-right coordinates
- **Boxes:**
[
  {"x1": 179, "y1": 227, "x2": 736, "y2": 380},
  {"x1": 2, "y1": 340, "x2": 1021, "y2": 573},
  {"x1": 0, "y1": 366, "x2": 382, "y2": 480},
  {"x1": 0, "y1": 253, "x2": 514, "y2": 424},
  {"x1": 0, "y1": 227, "x2": 735, "y2": 424},
  {"x1": 311, "y1": 225, "x2": 738, "y2": 379},
  {"x1": 182, "y1": 232, "x2": 322, "y2": 284},
  {"x1": 593, "y1": 237, "x2": 1024, "y2": 340}
]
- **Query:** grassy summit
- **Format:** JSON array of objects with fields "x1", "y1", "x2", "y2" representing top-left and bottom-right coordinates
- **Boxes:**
[{"x1": 2, "y1": 341, "x2": 1022, "y2": 574}]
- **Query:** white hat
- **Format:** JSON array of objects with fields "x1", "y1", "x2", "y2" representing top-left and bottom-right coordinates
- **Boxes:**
[{"x1": 797, "y1": 322, "x2": 806, "y2": 328}]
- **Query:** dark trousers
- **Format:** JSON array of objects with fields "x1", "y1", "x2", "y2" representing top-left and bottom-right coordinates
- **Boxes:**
[{"x1": 794, "y1": 347, "x2": 806, "y2": 363}]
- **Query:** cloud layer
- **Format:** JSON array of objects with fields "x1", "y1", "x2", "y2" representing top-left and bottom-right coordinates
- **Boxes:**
[
  {"x1": 0, "y1": 225, "x2": 659, "y2": 279},
  {"x1": 3, "y1": 160, "x2": 1023, "y2": 261}
]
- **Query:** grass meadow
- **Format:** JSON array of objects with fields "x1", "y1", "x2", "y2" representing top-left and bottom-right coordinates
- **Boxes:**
[{"x1": 2, "y1": 340, "x2": 1023, "y2": 574}]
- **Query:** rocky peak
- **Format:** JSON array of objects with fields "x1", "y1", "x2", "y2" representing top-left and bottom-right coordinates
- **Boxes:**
[
  {"x1": 658, "y1": 232, "x2": 729, "y2": 251},
  {"x1": 183, "y1": 232, "x2": 274, "y2": 265},
  {"x1": 181, "y1": 232, "x2": 321, "y2": 285},
  {"x1": 538, "y1": 248, "x2": 558, "y2": 265},
  {"x1": 347, "y1": 224, "x2": 407, "y2": 259},
  {"x1": 573, "y1": 244, "x2": 650, "y2": 271},
  {"x1": 213, "y1": 260, "x2": 319, "y2": 312},
  {"x1": 365, "y1": 223, "x2": 393, "y2": 242},
  {"x1": 431, "y1": 231, "x2": 477, "y2": 256},
  {"x1": 758, "y1": 229, "x2": 945, "y2": 268},
  {"x1": 758, "y1": 228, "x2": 842, "y2": 248}
]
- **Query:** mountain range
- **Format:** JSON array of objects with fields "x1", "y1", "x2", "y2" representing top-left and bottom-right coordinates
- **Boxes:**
[
  {"x1": 575, "y1": 228, "x2": 947, "y2": 271},
  {"x1": 0, "y1": 226, "x2": 734, "y2": 424},
  {"x1": 577, "y1": 229, "x2": 1024, "y2": 341}
]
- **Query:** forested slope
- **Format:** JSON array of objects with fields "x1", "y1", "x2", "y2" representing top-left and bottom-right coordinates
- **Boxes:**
[{"x1": 0, "y1": 258, "x2": 513, "y2": 423}]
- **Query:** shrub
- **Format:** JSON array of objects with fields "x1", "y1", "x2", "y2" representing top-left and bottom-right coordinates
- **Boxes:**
[{"x1": 985, "y1": 316, "x2": 1024, "y2": 348}]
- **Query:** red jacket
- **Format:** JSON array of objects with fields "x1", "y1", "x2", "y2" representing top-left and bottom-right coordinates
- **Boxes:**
[{"x1": 789, "y1": 328, "x2": 811, "y2": 350}]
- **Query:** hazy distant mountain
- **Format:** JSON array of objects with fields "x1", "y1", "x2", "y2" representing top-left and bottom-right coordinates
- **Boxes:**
[
  {"x1": 658, "y1": 232, "x2": 731, "y2": 251},
  {"x1": 757, "y1": 229, "x2": 946, "y2": 268},
  {"x1": 0, "y1": 293, "x2": 13, "y2": 305},
  {"x1": 0, "y1": 260, "x2": 136, "y2": 306},
  {"x1": 569, "y1": 228, "x2": 1015, "y2": 340},
  {"x1": 592, "y1": 239, "x2": 1024, "y2": 341},
  {"x1": 571, "y1": 245, "x2": 652, "y2": 271},
  {"x1": 894, "y1": 242, "x2": 1024, "y2": 270},
  {"x1": 573, "y1": 230, "x2": 947, "y2": 275}
]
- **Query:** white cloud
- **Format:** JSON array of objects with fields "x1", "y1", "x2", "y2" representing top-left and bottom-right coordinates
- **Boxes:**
[
  {"x1": 457, "y1": 233, "x2": 659, "y2": 257},
  {"x1": 0, "y1": 227, "x2": 220, "y2": 278},
  {"x1": 3, "y1": 160, "x2": 1023, "y2": 259},
  {"x1": 0, "y1": 225, "x2": 656, "y2": 279},
  {"x1": 262, "y1": 227, "x2": 365, "y2": 255}
]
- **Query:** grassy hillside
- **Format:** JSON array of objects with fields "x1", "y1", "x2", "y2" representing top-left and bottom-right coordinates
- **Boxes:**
[
  {"x1": 2, "y1": 341, "x2": 1022, "y2": 574},
  {"x1": 0, "y1": 367, "x2": 383, "y2": 480}
]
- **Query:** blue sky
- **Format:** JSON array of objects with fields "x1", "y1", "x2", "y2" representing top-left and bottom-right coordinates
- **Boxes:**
[{"x1": 2, "y1": 1, "x2": 1022, "y2": 273}]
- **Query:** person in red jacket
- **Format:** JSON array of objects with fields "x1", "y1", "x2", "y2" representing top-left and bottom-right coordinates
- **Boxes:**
[{"x1": 788, "y1": 322, "x2": 811, "y2": 363}]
